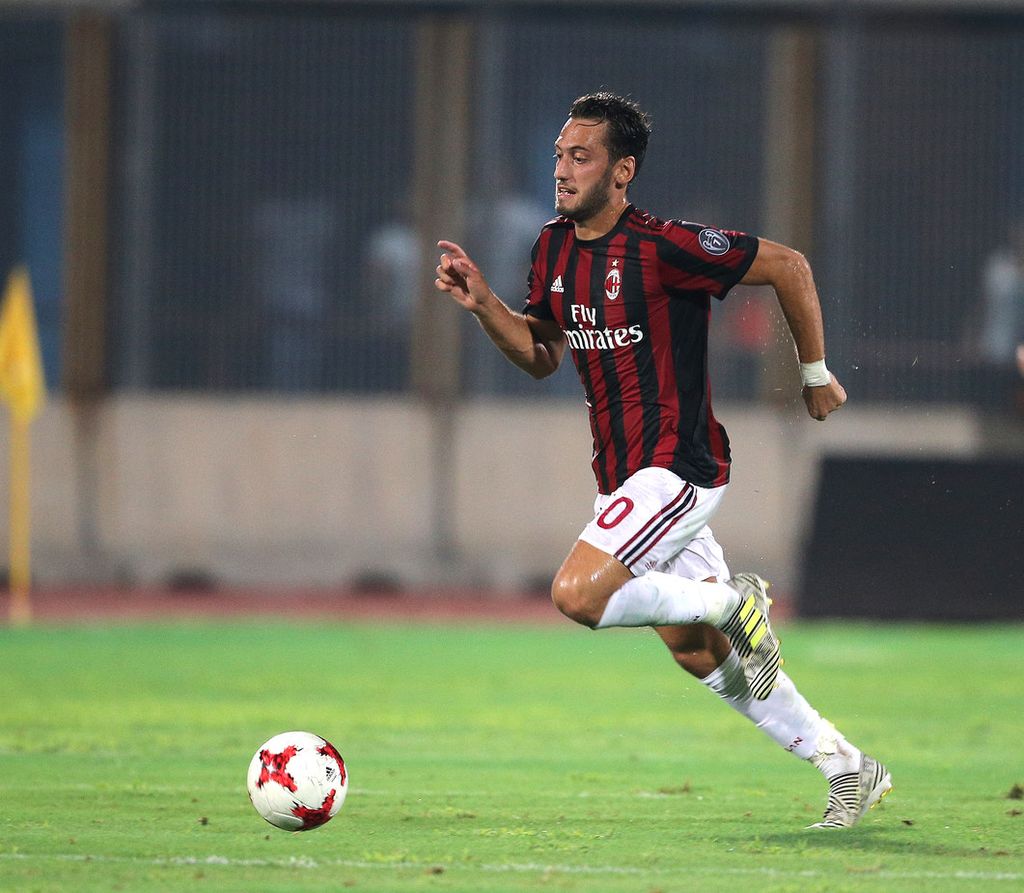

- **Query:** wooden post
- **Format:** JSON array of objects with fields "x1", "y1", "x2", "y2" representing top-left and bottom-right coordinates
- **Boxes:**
[
  {"x1": 760, "y1": 26, "x2": 818, "y2": 407},
  {"x1": 8, "y1": 416, "x2": 32, "y2": 626},
  {"x1": 63, "y1": 12, "x2": 113, "y2": 566},
  {"x1": 410, "y1": 17, "x2": 473, "y2": 569},
  {"x1": 63, "y1": 11, "x2": 111, "y2": 400}
]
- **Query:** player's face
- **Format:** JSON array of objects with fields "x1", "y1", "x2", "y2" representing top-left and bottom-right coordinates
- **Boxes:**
[{"x1": 553, "y1": 118, "x2": 617, "y2": 223}]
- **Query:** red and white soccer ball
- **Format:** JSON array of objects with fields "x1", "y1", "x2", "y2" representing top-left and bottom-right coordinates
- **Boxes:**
[{"x1": 246, "y1": 731, "x2": 348, "y2": 831}]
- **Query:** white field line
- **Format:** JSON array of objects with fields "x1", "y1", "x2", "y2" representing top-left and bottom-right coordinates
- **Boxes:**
[{"x1": 0, "y1": 852, "x2": 1022, "y2": 882}]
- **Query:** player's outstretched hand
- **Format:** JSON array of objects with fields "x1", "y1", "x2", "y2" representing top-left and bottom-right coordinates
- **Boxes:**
[
  {"x1": 435, "y1": 241, "x2": 492, "y2": 313},
  {"x1": 803, "y1": 375, "x2": 847, "y2": 421}
]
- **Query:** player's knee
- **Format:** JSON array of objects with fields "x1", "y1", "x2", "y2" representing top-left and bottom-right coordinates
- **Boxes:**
[{"x1": 550, "y1": 572, "x2": 603, "y2": 628}]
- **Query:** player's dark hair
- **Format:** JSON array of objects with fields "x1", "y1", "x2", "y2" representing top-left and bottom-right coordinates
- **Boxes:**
[{"x1": 569, "y1": 92, "x2": 652, "y2": 180}]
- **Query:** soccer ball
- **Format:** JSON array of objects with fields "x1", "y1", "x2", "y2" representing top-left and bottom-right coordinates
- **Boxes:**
[{"x1": 246, "y1": 731, "x2": 348, "y2": 831}]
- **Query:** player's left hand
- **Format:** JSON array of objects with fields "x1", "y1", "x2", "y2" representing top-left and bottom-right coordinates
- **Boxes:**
[{"x1": 802, "y1": 375, "x2": 847, "y2": 421}]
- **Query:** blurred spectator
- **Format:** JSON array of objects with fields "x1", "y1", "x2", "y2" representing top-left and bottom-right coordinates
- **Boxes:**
[
  {"x1": 364, "y1": 212, "x2": 421, "y2": 338},
  {"x1": 358, "y1": 200, "x2": 419, "y2": 391},
  {"x1": 979, "y1": 221, "x2": 1024, "y2": 411},
  {"x1": 980, "y1": 221, "x2": 1024, "y2": 371},
  {"x1": 253, "y1": 198, "x2": 336, "y2": 391}
]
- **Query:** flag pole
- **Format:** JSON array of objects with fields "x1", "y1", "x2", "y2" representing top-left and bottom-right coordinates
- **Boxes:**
[
  {"x1": 0, "y1": 265, "x2": 45, "y2": 626},
  {"x1": 9, "y1": 413, "x2": 32, "y2": 625}
]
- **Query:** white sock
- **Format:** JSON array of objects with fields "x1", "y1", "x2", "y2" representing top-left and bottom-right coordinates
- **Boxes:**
[
  {"x1": 700, "y1": 650, "x2": 826, "y2": 760},
  {"x1": 809, "y1": 723, "x2": 863, "y2": 779},
  {"x1": 595, "y1": 571, "x2": 739, "y2": 629}
]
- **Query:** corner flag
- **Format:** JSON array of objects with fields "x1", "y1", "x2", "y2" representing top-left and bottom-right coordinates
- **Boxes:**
[
  {"x1": 0, "y1": 266, "x2": 46, "y2": 423},
  {"x1": 0, "y1": 266, "x2": 47, "y2": 625}
]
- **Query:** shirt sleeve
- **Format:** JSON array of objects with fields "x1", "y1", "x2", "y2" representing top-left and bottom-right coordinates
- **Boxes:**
[
  {"x1": 521, "y1": 233, "x2": 556, "y2": 321},
  {"x1": 658, "y1": 221, "x2": 759, "y2": 301}
]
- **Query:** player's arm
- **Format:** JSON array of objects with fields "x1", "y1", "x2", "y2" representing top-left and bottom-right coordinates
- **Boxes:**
[
  {"x1": 435, "y1": 239, "x2": 566, "y2": 379},
  {"x1": 741, "y1": 238, "x2": 847, "y2": 421}
]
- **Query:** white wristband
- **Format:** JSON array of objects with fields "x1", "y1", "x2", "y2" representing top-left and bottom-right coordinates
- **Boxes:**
[{"x1": 799, "y1": 358, "x2": 832, "y2": 388}]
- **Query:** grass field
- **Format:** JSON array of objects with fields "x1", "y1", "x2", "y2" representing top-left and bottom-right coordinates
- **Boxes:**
[{"x1": 1, "y1": 616, "x2": 1022, "y2": 892}]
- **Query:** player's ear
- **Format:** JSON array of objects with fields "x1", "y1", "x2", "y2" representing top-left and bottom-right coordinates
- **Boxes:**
[{"x1": 614, "y1": 156, "x2": 636, "y2": 189}]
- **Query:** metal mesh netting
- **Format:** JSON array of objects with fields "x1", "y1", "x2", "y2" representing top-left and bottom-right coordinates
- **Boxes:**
[
  {"x1": 97, "y1": 8, "x2": 1024, "y2": 406},
  {"x1": 110, "y1": 9, "x2": 415, "y2": 392},
  {"x1": 818, "y1": 18, "x2": 1024, "y2": 406}
]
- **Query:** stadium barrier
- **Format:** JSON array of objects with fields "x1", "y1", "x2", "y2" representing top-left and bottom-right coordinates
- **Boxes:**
[{"x1": 800, "y1": 456, "x2": 1024, "y2": 620}]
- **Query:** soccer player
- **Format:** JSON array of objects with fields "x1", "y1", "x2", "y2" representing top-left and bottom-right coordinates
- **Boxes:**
[{"x1": 434, "y1": 92, "x2": 891, "y2": 829}]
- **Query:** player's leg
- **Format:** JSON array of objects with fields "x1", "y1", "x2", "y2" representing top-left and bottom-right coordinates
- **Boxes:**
[
  {"x1": 551, "y1": 468, "x2": 781, "y2": 697},
  {"x1": 550, "y1": 539, "x2": 633, "y2": 625},
  {"x1": 652, "y1": 537, "x2": 816, "y2": 750},
  {"x1": 595, "y1": 528, "x2": 779, "y2": 700},
  {"x1": 552, "y1": 540, "x2": 746, "y2": 631},
  {"x1": 556, "y1": 481, "x2": 891, "y2": 828},
  {"x1": 653, "y1": 539, "x2": 891, "y2": 828},
  {"x1": 657, "y1": 622, "x2": 891, "y2": 827},
  {"x1": 598, "y1": 569, "x2": 780, "y2": 698},
  {"x1": 651, "y1": 530, "x2": 781, "y2": 701},
  {"x1": 692, "y1": 637, "x2": 829, "y2": 757},
  {"x1": 654, "y1": 622, "x2": 732, "y2": 679},
  {"x1": 649, "y1": 531, "x2": 736, "y2": 678},
  {"x1": 701, "y1": 647, "x2": 892, "y2": 827},
  {"x1": 549, "y1": 469, "x2": 737, "y2": 629}
]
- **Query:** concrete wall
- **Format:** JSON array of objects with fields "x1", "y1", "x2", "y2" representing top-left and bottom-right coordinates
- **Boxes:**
[{"x1": 0, "y1": 397, "x2": 989, "y2": 590}]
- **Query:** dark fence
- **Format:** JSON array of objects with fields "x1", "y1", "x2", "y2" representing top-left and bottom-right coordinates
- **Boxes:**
[{"x1": 3, "y1": 5, "x2": 1024, "y2": 403}]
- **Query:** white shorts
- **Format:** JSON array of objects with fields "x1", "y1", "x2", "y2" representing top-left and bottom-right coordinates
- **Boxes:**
[{"x1": 579, "y1": 467, "x2": 730, "y2": 581}]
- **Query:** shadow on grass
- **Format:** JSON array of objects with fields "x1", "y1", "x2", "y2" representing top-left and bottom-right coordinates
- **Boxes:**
[{"x1": 720, "y1": 823, "x2": 1002, "y2": 860}]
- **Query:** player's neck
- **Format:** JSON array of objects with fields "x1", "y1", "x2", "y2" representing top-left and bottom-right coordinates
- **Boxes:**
[{"x1": 574, "y1": 196, "x2": 630, "y2": 242}]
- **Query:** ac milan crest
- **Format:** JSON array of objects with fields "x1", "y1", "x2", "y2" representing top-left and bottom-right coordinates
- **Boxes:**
[{"x1": 605, "y1": 262, "x2": 621, "y2": 301}]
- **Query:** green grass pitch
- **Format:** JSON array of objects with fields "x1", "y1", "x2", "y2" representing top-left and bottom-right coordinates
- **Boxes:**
[{"x1": 1, "y1": 617, "x2": 1022, "y2": 892}]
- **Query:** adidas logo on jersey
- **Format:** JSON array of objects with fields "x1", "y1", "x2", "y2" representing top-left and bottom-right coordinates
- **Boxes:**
[{"x1": 551, "y1": 275, "x2": 565, "y2": 293}]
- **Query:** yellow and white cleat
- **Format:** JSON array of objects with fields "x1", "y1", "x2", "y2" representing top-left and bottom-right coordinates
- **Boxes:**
[
  {"x1": 720, "y1": 573, "x2": 780, "y2": 700},
  {"x1": 808, "y1": 747, "x2": 893, "y2": 829}
]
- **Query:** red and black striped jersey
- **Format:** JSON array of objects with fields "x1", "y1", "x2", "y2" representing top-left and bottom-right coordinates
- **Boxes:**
[{"x1": 523, "y1": 204, "x2": 758, "y2": 495}]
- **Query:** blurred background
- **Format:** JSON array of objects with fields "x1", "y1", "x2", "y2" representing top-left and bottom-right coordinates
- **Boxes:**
[{"x1": 1, "y1": 0, "x2": 1022, "y2": 617}]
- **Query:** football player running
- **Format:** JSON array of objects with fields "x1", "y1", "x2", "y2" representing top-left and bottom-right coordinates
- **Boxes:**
[{"x1": 435, "y1": 92, "x2": 890, "y2": 829}]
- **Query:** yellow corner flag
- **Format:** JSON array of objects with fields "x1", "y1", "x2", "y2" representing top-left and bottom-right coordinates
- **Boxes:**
[
  {"x1": 0, "y1": 266, "x2": 46, "y2": 423},
  {"x1": 0, "y1": 266, "x2": 47, "y2": 625}
]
